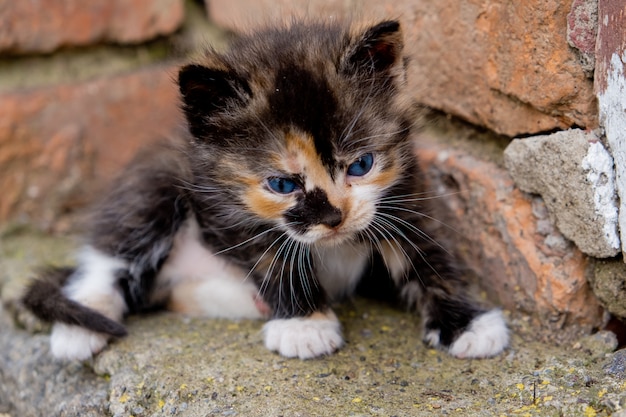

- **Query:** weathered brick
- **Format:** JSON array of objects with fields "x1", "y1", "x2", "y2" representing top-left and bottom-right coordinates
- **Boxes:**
[
  {"x1": 415, "y1": 126, "x2": 604, "y2": 340},
  {"x1": 0, "y1": 0, "x2": 184, "y2": 54},
  {"x1": 0, "y1": 64, "x2": 184, "y2": 230},
  {"x1": 208, "y1": 0, "x2": 597, "y2": 136}
]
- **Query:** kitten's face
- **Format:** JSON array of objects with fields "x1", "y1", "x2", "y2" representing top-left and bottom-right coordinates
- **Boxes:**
[
  {"x1": 241, "y1": 129, "x2": 404, "y2": 246},
  {"x1": 179, "y1": 20, "x2": 414, "y2": 247}
]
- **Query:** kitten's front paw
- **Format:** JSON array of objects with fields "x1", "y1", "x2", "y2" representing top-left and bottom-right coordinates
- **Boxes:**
[
  {"x1": 448, "y1": 309, "x2": 509, "y2": 359},
  {"x1": 50, "y1": 323, "x2": 109, "y2": 361},
  {"x1": 263, "y1": 311, "x2": 344, "y2": 359}
]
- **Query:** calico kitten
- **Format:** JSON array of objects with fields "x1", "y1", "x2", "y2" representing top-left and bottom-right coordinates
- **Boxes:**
[{"x1": 23, "y1": 19, "x2": 509, "y2": 361}]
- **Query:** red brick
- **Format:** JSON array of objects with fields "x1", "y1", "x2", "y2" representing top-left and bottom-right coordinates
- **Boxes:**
[
  {"x1": 0, "y1": 64, "x2": 184, "y2": 229},
  {"x1": 0, "y1": 0, "x2": 184, "y2": 54},
  {"x1": 415, "y1": 129, "x2": 604, "y2": 340},
  {"x1": 208, "y1": 0, "x2": 597, "y2": 136}
]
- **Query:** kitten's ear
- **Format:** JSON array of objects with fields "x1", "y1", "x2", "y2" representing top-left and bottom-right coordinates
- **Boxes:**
[
  {"x1": 178, "y1": 64, "x2": 251, "y2": 138},
  {"x1": 342, "y1": 20, "x2": 403, "y2": 75}
]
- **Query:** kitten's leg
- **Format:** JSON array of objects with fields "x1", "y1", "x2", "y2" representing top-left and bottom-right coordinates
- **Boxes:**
[
  {"x1": 417, "y1": 284, "x2": 508, "y2": 359},
  {"x1": 263, "y1": 309, "x2": 343, "y2": 360},
  {"x1": 50, "y1": 246, "x2": 128, "y2": 361},
  {"x1": 255, "y1": 251, "x2": 343, "y2": 359},
  {"x1": 48, "y1": 145, "x2": 190, "y2": 360},
  {"x1": 384, "y1": 240, "x2": 509, "y2": 358}
]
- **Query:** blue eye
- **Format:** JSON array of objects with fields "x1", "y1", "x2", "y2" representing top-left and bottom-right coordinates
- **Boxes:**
[
  {"x1": 267, "y1": 177, "x2": 299, "y2": 194},
  {"x1": 347, "y1": 153, "x2": 374, "y2": 177}
]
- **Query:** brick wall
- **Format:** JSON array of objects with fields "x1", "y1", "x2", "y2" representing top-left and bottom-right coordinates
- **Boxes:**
[
  {"x1": 2, "y1": 0, "x2": 625, "y2": 340},
  {"x1": 0, "y1": 0, "x2": 212, "y2": 231}
]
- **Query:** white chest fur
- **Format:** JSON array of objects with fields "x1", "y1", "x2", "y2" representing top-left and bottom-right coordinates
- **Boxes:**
[{"x1": 313, "y1": 242, "x2": 370, "y2": 300}]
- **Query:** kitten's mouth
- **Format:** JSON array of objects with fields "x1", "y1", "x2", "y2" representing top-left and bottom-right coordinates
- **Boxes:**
[
  {"x1": 291, "y1": 228, "x2": 351, "y2": 247},
  {"x1": 315, "y1": 228, "x2": 356, "y2": 247},
  {"x1": 290, "y1": 221, "x2": 366, "y2": 247}
]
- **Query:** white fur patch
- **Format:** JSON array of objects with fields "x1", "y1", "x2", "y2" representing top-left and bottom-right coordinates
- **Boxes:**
[
  {"x1": 169, "y1": 278, "x2": 268, "y2": 319},
  {"x1": 50, "y1": 246, "x2": 127, "y2": 360},
  {"x1": 448, "y1": 309, "x2": 509, "y2": 359},
  {"x1": 263, "y1": 311, "x2": 344, "y2": 359},
  {"x1": 313, "y1": 242, "x2": 369, "y2": 300},
  {"x1": 50, "y1": 323, "x2": 109, "y2": 361},
  {"x1": 158, "y1": 216, "x2": 267, "y2": 319},
  {"x1": 64, "y1": 246, "x2": 128, "y2": 303}
]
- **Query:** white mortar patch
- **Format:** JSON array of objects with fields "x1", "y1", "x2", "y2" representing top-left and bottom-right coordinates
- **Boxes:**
[
  {"x1": 581, "y1": 141, "x2": 621, "y2": 252},
  {"x1": 598, "y1": 51, "x2": 626, "y2": 256}
]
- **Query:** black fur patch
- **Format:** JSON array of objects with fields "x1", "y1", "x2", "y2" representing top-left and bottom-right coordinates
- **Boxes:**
[
  {"x1": 22, "y1": 267, "x2": 127, "y2": 337},
  {"x1": 344, "y1": 20, "x2": 402, "y2": 74},
  {"x1": 286, "y1": 187, "x2": 342, "y2": 232},
  {"x1": 88, "y1": 145, "x2": 191, "y2": 313},
  {"x1": 356, "y1": 252, "x2": 399, "y2": 303},
  {"x1": 268, "y1": 66, "x2": 338, "y2": 171},
  {"x1": 179, "y1": 65, "x2": 252, "y2": 140}
]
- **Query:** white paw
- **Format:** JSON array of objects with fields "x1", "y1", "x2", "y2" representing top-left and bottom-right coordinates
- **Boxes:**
[
  {"x1": 263, "y1": 313, "x2": 344, "y2": 359},
  {"x1": 50, "y1": 323, "x2": 109, "y2": 361},
  {"x1": 448, "y1": 309, "x2": 509, "y2": 359}
]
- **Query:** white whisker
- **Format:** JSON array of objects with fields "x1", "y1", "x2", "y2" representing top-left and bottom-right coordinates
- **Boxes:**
[
  {"x1": 378, "y1": 190, "x2": 462, "y2": 203},
  {"x1": 214, "y1": 223, "x2": 292, "y2": 255},
  {"x1": 372, "y1": 215, "x2": 445, "y2": 282},
  {"x1": 377, "y1": 205, "x2": 459, "y2": 235}
]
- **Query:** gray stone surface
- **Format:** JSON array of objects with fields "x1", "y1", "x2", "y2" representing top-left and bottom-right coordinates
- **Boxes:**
[
  {"x1": 0, "y1": 307, "x2": 109, "y2": 417},
  {"x1": 504, "y1": 129, "x2": 620, "y2": 258},
  {"x1": 2, "y1": 231, "x2": 626, "y2": 416}
]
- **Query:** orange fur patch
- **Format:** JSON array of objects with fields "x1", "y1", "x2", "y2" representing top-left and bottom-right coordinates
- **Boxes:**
[
  {"x1": 283, "y1": 131, "x2": 346, "y2": 210},
  {"x1": 243, "y1": 186, "x2": 291, "y2": 220},
  {"x1": 81, "y1": 294, "x2": 125, "y2": 321},
  {"x1": 167, "y1": 280, "x2": 205, "y2": 314},
  {"x1": 237, "y1": 168, "x2": 292, "y2": 220},
  {"x1": 366, "y1": 158, "x2": 400, "y2": 190},
  {"x1": 379, "y1": 240, "x2": 409, "y2": 283}
]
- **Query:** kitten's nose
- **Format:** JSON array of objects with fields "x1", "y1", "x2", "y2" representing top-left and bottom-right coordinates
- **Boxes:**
[{"x1": 320, "y1": 209, "x2": 343, "y2": 229}]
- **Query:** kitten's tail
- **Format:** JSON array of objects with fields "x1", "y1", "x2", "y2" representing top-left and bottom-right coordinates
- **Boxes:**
[{"x1": 21, "y1": 267, "x2": 128, "y2": 338}]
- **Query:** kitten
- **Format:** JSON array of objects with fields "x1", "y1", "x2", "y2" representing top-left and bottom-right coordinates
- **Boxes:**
[{"x1": 22, "y1": 19, "x2": 509, "y2": 361}]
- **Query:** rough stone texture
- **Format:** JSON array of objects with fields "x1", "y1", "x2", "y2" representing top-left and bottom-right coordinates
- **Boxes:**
[
  {"x1": 415, "y1": 123, "x2": 604, "y2": 337},
  {"x1": 590, "y1": 258, "x2": 626, "y2": 319},
  {"x1": 595, "y1": 0, "x2": 626, "y2": 258},
  {"x1": 503, "y1": 129, "x2": 620, "y2": 258},
  {"x1": 1, "y1": 232, "x2": 625, "y2": 417},
  {"x1": 0, "y1": 232, "x2": 105, "y2": 416},
  {"x1": 605, "y1": 349, "x2": 626, "y2": 378},
  {"x1": 208, "y1": 0, "x2": 598, "y2": 136},
  {"x1": 0, "y1": 317, "x2": 110, "y2": 417},
  {"x1": 0, "y1": 0, "x2": 185, "y2": 54},
  {"x1": 0, "y1": 63, "x2": 185, "y2": 231}
]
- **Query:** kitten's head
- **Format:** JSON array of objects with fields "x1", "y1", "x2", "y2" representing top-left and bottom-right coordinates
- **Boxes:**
[{"x1": 179, "y1": 20, "x2": 417, "y2": 246}]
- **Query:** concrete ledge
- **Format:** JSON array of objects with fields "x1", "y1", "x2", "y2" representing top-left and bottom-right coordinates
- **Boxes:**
[{"x1": 1, "y1": 232, "x2": 624, "y2": 416}]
